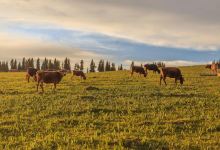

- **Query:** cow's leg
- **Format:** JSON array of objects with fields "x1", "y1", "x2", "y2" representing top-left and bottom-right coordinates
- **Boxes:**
[
  {"x1": 40, "y1": 82, "x2": 44, "y2": 93},
  {"x1": 163, "y1": 77, "x2": 167, "y2": 86},
  {"x1": 175, "y1": 78, "x2": 177, "y2": 85},
  {"x1": 131, "y1": 71, "x2": 133, "y2": 77},
  {"x1": 33, "y1": 75, "x2": 37, "y2": 82},
  {"x1": 26, "y1": 74, "x2": 30, "y2": 83},
  {"x1": 160, "y1": 76, "x2": 163, "y2": 85},
  {"x1": 53, "y1": 83, "x2": 57, "y2": 92},
  {"x1": 71, "y1": 75, "x2": 74, "y2": 80},
  {"x1": 37, "y1": 81, "x2": 39, "y2": 92}
]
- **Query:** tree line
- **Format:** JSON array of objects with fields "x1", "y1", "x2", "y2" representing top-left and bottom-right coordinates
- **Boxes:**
[
  {"x1": 5, "y1": 57, "x2": 71, "y2": 72},
  {"x1": 0, "y1": 58, "x2": 123, "y2": 72},
  {"x1": 130, "y1": 61, "x2": 165, "y2": 68}
]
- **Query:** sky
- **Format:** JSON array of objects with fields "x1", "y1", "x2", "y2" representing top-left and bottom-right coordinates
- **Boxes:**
[{"x1": 1, "y1": 0, "x2": 220, "y2": 67}]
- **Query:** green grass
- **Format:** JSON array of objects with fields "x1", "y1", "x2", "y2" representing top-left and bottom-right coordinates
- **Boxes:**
[{"x1": 0, "y1": 65, "x2": 219, "y2": 149}]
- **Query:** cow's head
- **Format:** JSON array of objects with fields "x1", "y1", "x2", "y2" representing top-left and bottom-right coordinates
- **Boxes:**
[
  {"x1": 157, "y1": 69, "x2": 161, "y2": 74},
  {"x1": 205, "y1": 64, "x2": 211, "y2": 68},
  {"x1": 59, "y1": 70, "x2": 67, "y2": 77},
  {"x1": 180, "y1": 76, "x2": 184, "y2": 85}
]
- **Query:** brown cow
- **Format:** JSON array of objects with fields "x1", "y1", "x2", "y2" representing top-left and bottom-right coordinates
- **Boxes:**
[
  {"x1": 26, "y1": 67, "x2": 38, "y2": 83},
  {"x1": 206, "y1": 63, "x2": 218, "y2": 74},
  {"x1": 160, "y1": 67, "x2": 184, "y2": 85},
  {"x1": 71, "y1": 70, "x2": 86, "y2": 80},
  {"x1": 211, "y1": 63, "x2": 218, "y2": 74},
  {"x1": 36, "y1": 71, "x2": 66, "y2": 93},
  {"x1": 131, "y1": 66, "x2": 147, "y2": 77},
  {"x1": 205, "y1": 64, "x2": 211, "y2": 69},
  {"x1": 144, "y1": 64, "x2": 160, "y2": 74}
]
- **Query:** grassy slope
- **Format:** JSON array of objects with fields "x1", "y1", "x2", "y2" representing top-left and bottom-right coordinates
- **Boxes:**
[{"x1": 0, "y1": 66, "x2": 219, "y2": 149}]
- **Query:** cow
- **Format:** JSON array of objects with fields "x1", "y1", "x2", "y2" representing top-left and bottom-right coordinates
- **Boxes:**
[
  {"x1": 160, "y1": 67, "x2": 184, "y2": 85},
  {"x1": 205, "y1": 64, "x2": 211, "y2": 69},
  {"x1": 36, "y1": 71, "x2": 66, "y2": 93},
  {"x1": 211, "y1": 63, "x2": 218, "y2": 74},
  {"x1": 26, "y1": 67, "x2": 38, "y2": 83},
  {"x1": 131, "y1": 66, "x2": 147, "y2": 77},
  {"x1": 144, "y1": 64, "x2": 160, "y2": 74},
  {"x1": 71, "y1": 70, "x2": 86, "y2": 80},
  {"x1": 206, "y1": 63, "x2": 218, "y2": 74}
]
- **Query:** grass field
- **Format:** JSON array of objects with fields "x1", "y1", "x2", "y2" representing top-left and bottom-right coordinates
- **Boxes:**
[{"x1": 0, "y1": 65, "x2": 219, "y2": 149}]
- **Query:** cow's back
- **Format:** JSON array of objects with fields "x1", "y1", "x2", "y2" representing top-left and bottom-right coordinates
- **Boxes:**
[
  {"x1": 162, "y1": 67, "x2": 182, "y2": 78},
  {"x1": 37, "y1": 71, "x2": 63, "y2": 83}
]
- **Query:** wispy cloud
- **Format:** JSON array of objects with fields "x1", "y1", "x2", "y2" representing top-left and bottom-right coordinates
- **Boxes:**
[
  {"x1": 1, "y1": 0, "x2": 220, "y2": 50},
  {"x1": 0, "y1": 0, "x2": 220, "y2": 66}
]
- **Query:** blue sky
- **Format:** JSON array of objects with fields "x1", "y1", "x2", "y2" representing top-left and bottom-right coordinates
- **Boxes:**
[{"x1": 1, "y1": 0, "x2": 220, "y2": 66}]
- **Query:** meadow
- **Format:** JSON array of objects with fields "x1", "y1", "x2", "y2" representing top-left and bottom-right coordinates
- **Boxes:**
[{"x1": 0, "y1": 65, "x2": 219, "y2": 149}]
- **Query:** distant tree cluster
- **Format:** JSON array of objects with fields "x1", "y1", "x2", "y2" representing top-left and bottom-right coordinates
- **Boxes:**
[
  {"x1": 90, "y1": 59, "x2": 96, "y2": 72},
  {"x1": 153, "y1": 62, "x2": 166, "y2": 68},
  {"x1": 63, "y1": 58, "x2": 71, "y2": 71},
  {"x1": 0, "y1": 57, "x2": 123, "y2": 72},
  {"x1": 130, "y1": 61, "x2": 165, "y2": 69},
  {"x1": 74, "y1": 60, "x2": 84, "y2": 71},
  {"x1": 211, "y1": 60, "x2": 220, "y2": 68},
  {"x1": 96, "y1": 59, "x2": 118, "y2": 72},
  {"x1": 118, "y1": 64, "x2": 123, "y2": 70},
  {"x1": 0, "y1": 57, "x2": 72, "y2": 72},
  {"x1": 41, "y1": 58, "x2": 61, "y2": 70},
  {"x1": 0, "y1": 61, "x2": 9, "y2": 72}
]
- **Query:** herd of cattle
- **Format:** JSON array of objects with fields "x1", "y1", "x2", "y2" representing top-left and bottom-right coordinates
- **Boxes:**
[
  {"x1": 131, "y1": 64, "x2": 184, "y2": 85},
  {"x1": 25, "y1": 63, "x2": 218, "y2": 93},
  {"x1": 26, "y1": 68, "x2": 86, "y2": 93}
]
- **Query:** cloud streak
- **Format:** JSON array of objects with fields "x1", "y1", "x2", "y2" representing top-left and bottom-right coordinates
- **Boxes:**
[{"x1": 0, "y1": 0, "x2": 220, "y2": 50}]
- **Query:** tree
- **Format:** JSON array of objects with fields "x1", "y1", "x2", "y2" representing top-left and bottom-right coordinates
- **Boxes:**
[
  {"x1": 48, "y1": 60, "x2": 53, "y2": 69},
  {"x1": 131, "y1": 61, "x2": 134, "y2": 69},
  {"x1": 54, "y1": 58, "x2": 60, "y2": 70},
  {"x1": 80, "y1": 60, "x2": 84, "y2": 71},
  {"x1": 0, "y1": 61, "x2": 9, "y2": 72},
  {"x1": 74, "y1": 63, "x2": 80, "y2": 70},
  {"x1": 90, "y1": 59, "x2": 96, "y2": 72},
  {"x1": 64, "y1": 57, "x2": 71, "y2": 71},
  {"x1": 111, "y1": 63, "x2": 116, "y2": 71},
  {"x1": 41, "y1": 58, "x2": 48, "y2": 70},
  {"x1": 22, "y1": 57, "x2": 26, "y2": 70},
  {"x1": 98, "y1": 59, "x2": 105, "y2": 72},
  {"x1": 18, "y1": 62, "x2": 22, "y2": 71},
  {"x1": 118, "y1": 64, "x2": 123, "y2": 70},
  {"x1": 105, "y1": 61, "x2": 111, "y2": 71},
  {"x1": 36, "y1": 58, "x2": 40, "y2": 70}
]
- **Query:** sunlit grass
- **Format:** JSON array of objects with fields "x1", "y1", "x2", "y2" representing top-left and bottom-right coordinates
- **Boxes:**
[{"x1": 0, "y1": 65, "x2": 219, "y2": 149}]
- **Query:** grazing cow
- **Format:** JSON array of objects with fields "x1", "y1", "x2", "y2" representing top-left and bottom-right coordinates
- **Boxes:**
[
  {"x1": 206, "y1": 63, "x2": 218, "y2": 74},
  {"x1": 131, "y1": 66, "x2": 147, "y2": 77},
  {"x1": 205, "y1": 64, "x2": 211, "y2": 69},
  {"x1": 160, "y1": 67, "x2": 184, "y2": 85},
  {"x1": 211, "y1": 63, "x2": 218, "y2": 74},
  {"x1": 71, "y1": 70, "x2": 86, "y2": 80},
  {"x1": 36, "y1": 71, "x2": 66, "y2": 93},
  {"x1": 26, "y1": 67, "x2": 38, "y2": 83},
  {"x1": 144, "y1": 64, "x2": 160, "y2": 74}
]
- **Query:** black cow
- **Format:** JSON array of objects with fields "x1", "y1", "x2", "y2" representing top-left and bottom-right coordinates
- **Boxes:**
[
  {"x1": 131, "y1": 66, "x2": 147, "y2": 77},
  {"x1": 144, "y1": 64, "x2": 160, "y2": 74},
  {"x1": 160, "y1": 67, "x2": 184, "y2": 85}
]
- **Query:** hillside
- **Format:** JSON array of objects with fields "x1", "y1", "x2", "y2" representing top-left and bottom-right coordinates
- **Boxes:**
[{"x1": 0, "y1": 66, "x2": 219, "y2": 149}]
